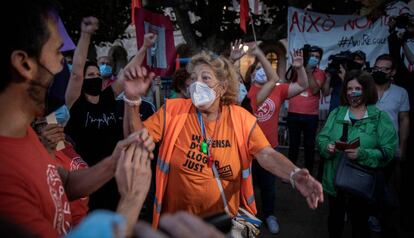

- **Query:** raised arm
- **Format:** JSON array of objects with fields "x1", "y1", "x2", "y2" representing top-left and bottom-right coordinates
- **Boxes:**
[
  {"x1": 321, "y1": 73, "x2": 332, "y2": 97},
  {"x1": 65, "y1": 17, "x2": 99, "y2": 108},
  {"x1": 122, "y1": 66, "x2": 155, "y2": 138},
  {"x1": 287, "y1": 49, "x2": 308, "y2": 98},
  {"x1": 249, "y1": 45, "x2": 281, "y2": 106},
  {"x1": 111, "y1": 33, "x2": 157, "y2": 97},
  {"x1": 229, "y1": 39, "x2": 247, "y2": 64}
]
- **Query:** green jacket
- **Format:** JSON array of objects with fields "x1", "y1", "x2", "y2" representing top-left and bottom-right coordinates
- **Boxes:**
[{"x1": 316, "y1": 105, "x2": 397, "y2": 197}]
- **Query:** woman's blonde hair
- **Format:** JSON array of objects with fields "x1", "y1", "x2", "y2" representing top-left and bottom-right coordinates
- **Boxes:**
[{"x1": 186, "y1": 51, "x2": 238, "y2": 105}]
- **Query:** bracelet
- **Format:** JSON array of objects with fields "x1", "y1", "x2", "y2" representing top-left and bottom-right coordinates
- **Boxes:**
[
  {"x1": 289, "y1": 168, "x2": 301, "y2": 189},
  {"x1": 123, "y1": 95, "x2": 141, "y2": 107}
]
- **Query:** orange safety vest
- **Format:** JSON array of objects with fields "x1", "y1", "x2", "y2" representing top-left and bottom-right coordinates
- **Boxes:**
[{"x1": 152, "y1": 98, "x2": 258, "y2": 227}]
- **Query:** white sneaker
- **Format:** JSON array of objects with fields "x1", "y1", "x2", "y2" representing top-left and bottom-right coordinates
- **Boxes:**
[{"x1": 266, "y1": 215, "x2": 280, "y2": 234}]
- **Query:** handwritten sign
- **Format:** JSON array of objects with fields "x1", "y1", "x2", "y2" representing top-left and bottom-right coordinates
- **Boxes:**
[{"x1": 287, "y1": 7, "x2": 392, "y2": 68}]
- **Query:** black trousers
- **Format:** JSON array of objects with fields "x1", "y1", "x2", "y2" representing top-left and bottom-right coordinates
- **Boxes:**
[
  {"x1": 287, "y1": 112, "x2": 319, "y2": 174},
  {"x1": 252, "y1": 159, "x2": 276, "y2": 218},
  {"x1": 328, "y1": 192, "x2": 370, "y2": 238}
]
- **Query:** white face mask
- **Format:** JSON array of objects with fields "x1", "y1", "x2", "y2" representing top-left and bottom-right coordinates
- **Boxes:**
[
  {"x1": 188, "y1": 81, "x2": 217, "y2": 109},
  {"x1": 237, "y1": 82, "x2": 247, "y2": 104}
]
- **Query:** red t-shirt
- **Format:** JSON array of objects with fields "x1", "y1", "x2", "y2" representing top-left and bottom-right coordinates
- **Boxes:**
[
  {"x1": 55, "y1": 144, "x2": 89, "y2": 226},
  {"x1": 248, "y1": 83, "x2": 289, "y2": 148},
  {"x1": 0, "y1": 127, "x2": 72, "y2": 237},
  {"x1": 288, "y1": 68, "x2": 326, "y2": 115}
]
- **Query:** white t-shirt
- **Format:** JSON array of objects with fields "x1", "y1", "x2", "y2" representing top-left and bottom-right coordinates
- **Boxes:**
[{"x1": 376, "y1": 84, "x2": 410, "y2": 156}]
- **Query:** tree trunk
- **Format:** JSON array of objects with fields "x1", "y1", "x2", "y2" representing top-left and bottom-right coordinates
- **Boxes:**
[{"x1": 173, "y1": 6, "x2": 200, "y2": 53}]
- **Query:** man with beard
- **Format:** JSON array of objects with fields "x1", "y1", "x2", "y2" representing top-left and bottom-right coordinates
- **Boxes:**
[
  {"x1": 370, "y1": 54, "x2": 410, "y2": 236},
  {"x1": 0, "y1": 1, "x2": 154, "y2": 237}
]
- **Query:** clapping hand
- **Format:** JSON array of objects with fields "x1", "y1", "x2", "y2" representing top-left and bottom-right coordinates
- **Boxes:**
[
  {"x1": 115, "y1": 140, "x2": 151, "y2": 200},
  {"x1": 115, "y1": 130, "x2": 153, "y2": 237},
  {"x1": 111, "y1": 129, "x2": 155, "y2": 164}
]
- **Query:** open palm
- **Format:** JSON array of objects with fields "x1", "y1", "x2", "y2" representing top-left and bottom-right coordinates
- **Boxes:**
[
  {"x1": 230, "y1": 39, "x2": 246, "y2": 62},
  {"x1": 291, "y1": 49, "x2": 304, "y2": 69}
]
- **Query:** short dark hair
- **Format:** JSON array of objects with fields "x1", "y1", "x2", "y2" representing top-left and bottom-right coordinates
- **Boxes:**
[
  {"x1": 1, "y1": 0, "x2": 59, "y2": 93},
  {"x1": 352, "y1": 50, "x2": 366, "y2": 61},
  {"x1": 375, "y1": 54, "x2": 395, "y2": 69},
  {"x1": 171, "y1": 68, "x2": 190, "y2": 92},
  {"x1": 340, "y1": 69, "x2": 378, "y2": 106},
  {"x1": 309, "y1": 45, "x2": 323, "y2": 58},
  {"x1": 84, "y1": 61, "x2": 99, "y2": 76}
]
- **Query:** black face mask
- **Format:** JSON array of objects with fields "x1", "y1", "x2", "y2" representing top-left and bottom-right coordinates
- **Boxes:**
[
  {"x1": 29, "y1": 60, "x2": 60, "y2": 116},
  {"x1": 372, "y1": 71, "x2": 390, "y2": 85},
  {"x1": 82, "y1": 77, "x2": 102, "y2": 96}
]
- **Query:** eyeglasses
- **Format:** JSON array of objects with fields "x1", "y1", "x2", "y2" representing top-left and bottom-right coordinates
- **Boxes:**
[{"x1": 373, "y1": 66, "x2": 392, "y2": 72}]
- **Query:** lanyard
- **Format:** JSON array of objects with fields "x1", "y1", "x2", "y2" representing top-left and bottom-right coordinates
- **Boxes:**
[
  {"x1": 196, "y1": 111, "x2": 216, "y2": 167},
  {"x1": 197, "y1": 111, "x2": 231, "y2": 214}
]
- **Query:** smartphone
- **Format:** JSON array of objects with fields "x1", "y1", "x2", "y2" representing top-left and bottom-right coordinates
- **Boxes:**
[{"x1": 203, "y1": 212, "x2": 232, "y2": 234}]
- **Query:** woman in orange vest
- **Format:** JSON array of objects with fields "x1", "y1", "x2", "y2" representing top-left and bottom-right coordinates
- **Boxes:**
[{"x1": 121, "y1": 50, "x2": 324, "y2": 228}]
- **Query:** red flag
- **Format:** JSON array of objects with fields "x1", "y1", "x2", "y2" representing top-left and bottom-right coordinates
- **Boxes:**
[
  {"x1": 134, "y1": 8, "x2": 176, "y2": 76},
  {"x1": 240, "y1": 0, "x2": 249, "y2": 32},
  {"x1": 131, "y1": 0, "x2": 141, "y2": 25},
  {"x1": 176, "y1": 54, "x2": 180, "y2": 69}
]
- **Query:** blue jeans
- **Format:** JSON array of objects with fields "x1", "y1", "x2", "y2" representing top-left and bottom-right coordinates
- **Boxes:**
[
  {"x1": 287, "y1": 112, "x2": 319, "y2": 175},
  {"x1": 252, "y1": 153, "x2": 276, "y2": 218}
]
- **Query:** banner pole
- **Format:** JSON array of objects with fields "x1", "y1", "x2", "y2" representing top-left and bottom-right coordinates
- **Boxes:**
[{"x1": 250, "y1": 13, "x2": 257, "y2": 43}]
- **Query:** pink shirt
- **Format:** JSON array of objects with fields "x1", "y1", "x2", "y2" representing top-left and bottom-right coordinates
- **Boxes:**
[{"x1": 288, "y1": 68, "x2": 326, "y2": 115}]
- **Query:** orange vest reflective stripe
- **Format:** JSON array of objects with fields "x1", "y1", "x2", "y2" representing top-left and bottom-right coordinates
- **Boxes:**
[{"x1": 152, "y1": 99, "x2": 258, "y2": 227}]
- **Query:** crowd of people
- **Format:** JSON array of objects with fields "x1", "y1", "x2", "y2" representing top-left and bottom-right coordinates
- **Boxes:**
[{"x1": 0, "y1": 0, "x2": 413, "y2": 238}]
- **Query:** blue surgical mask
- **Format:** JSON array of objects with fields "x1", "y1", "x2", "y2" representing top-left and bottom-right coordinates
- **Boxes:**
[
  {"x1": 66, "y1": 210, "x2": 125, "y2": 238},
  {"x1": 99, "y1": 64, "x2": 113, "y2": 77},
  {"x1": 237, "y1": 82, "x2": 248, "y2": 104},
  {"x1": 307, "y1": 56, "x2": 319, "y2": 68},
  {"x1": 53, "y1": 105, "x2": 70, "y2": 127},
  {"x1": 67, "y1": 63, "x2": 73, "y2": 72},
  {"x1": 253, "y1": 67, "x2": 267, "y2": 84}
]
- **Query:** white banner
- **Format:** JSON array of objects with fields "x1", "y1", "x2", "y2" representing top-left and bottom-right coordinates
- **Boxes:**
[{"x1": 287, "y1": 7, "x2": 391, "y2": 68}]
